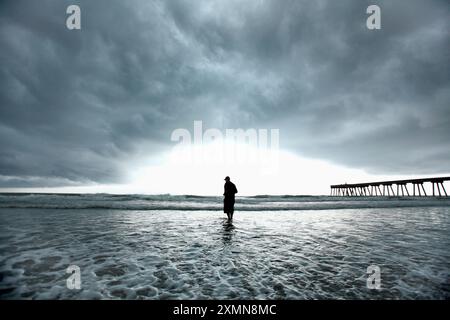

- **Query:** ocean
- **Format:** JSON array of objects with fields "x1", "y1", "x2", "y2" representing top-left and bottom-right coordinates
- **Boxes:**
[{"x1": 0, "y1": 193, "x2": 449, "y2": 299}]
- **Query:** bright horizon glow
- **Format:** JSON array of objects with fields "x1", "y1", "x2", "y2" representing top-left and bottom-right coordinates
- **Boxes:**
[{"x1": 2, "y1": 141, "x2": 449, "y2": 196}]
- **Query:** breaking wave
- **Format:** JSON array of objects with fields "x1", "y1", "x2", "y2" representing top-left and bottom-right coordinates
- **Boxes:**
[{"x1": 0, "y1": 193, "x2": 449, "y2": 211}]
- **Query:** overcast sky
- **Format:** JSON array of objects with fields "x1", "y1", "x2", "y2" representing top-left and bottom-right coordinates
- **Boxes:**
[{"x1": 0, "y1": 0, "x2": 449, "y2": 193}]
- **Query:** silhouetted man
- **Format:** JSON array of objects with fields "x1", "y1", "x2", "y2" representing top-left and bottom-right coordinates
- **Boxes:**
[{"x1": 223, "y1": 176, "x2": 238, "y2": 220}]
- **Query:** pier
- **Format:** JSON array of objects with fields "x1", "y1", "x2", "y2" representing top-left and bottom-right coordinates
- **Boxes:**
[{"x1": 330, "y1": 177, "x2": 449, "y2": 197}]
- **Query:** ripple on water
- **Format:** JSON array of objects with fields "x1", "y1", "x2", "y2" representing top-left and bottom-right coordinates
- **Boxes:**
[{"x1": 0, "y1": 207, "x2": 449, "y2": 299}]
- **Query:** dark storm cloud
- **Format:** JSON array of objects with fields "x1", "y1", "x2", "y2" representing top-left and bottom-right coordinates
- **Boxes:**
[{"x1": 0, "y1": 0, "x2": 449, "y2": 187}]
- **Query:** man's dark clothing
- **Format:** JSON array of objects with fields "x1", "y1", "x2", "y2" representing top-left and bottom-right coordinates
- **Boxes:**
[{"x1": 223, "y1": 181, "x2": 238, "y2": 214}]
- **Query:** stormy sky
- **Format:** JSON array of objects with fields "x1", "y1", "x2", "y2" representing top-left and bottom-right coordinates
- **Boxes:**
[{"x1": 0, "y1": 0, "x2": 449, "y2": 193}]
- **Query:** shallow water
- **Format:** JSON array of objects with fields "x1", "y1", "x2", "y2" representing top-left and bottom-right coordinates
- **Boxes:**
[{"x1": 0, "y1": 207, "x2": 449, "y2": 299}]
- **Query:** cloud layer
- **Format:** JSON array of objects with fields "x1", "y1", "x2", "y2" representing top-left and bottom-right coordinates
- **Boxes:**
[{"x1": 0, "y1": 0, "x2": 449, "y2": 187}]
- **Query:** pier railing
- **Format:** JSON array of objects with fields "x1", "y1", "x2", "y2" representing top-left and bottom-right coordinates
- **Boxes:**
[{"x1": 330, "y1": 177, "x2": 449, "y2": 197}]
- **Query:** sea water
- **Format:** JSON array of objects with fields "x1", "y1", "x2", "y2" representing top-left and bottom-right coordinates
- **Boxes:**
[{"x1": 0, "y1": 194, "x2": 449, "y2": 299}]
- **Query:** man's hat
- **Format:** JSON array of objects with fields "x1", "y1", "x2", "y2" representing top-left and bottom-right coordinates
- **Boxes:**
[{"x1": 224, "y1": 176, "x2": 230, "y2": 181}]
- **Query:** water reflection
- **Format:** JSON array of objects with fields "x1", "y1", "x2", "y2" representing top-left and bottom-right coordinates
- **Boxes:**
[{"x1": 222, "y1": 219, "x2": 235, "y2": 246}]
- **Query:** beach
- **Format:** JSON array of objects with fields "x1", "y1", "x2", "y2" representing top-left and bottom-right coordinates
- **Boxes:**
[{"x1": 0, "y1": 194, "x2": 449, "y2": 299}]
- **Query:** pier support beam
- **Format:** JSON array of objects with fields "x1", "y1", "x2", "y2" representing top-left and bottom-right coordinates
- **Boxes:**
[
  {"x1": 420, "y1": 183, "x2": 427, "y2": 196},
  {"x1": 389, "y1": 185, "x2": 395, "y2": 197},
  {"x1": 440, "y1": 182, "x2": 447, "y2": 196}
]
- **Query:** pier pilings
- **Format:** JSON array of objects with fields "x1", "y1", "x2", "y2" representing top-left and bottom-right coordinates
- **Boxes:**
[{"x1": 330, "y1": 177, "x2": 449, "y2": 197}]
